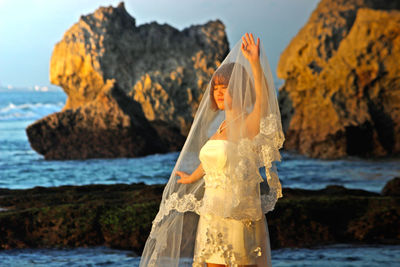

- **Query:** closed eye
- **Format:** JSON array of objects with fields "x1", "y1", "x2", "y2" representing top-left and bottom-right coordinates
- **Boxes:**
[{"x1": 214, "y1": 85, "x2": 227, "y2": 91}]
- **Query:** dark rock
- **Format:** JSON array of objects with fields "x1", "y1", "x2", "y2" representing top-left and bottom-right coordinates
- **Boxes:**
[
  {"x1": 0, "y1": 183, "x2": 163, "y2": 252},
  {"x1": 26, "y1": 80, "x2": 183, "y2": 160},
  {"x1": 0, "y1": 179, "x2": 398, "y2": 253},
  {"x1": 381, "y1": 177, "x2": 400, "y2": 196}
]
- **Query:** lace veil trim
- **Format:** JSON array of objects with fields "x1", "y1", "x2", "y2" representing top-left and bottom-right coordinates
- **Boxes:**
[{"x1": 149, "y1": 113, "x2": 284, "y2": 239}]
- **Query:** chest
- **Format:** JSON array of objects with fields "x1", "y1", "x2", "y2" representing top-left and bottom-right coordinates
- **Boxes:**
[{"x1": 199, "y1": 140, "x2": 228, "y2": 171}]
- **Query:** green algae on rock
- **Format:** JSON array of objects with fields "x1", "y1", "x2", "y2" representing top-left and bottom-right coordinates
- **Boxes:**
[{"x1": 0, "y1": 177, "x2": 399, "y2": 253}]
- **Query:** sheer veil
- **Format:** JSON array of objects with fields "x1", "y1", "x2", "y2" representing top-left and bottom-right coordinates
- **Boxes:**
[{"x1": 139, "y1": 36, "x2": 285, "y2": 267}]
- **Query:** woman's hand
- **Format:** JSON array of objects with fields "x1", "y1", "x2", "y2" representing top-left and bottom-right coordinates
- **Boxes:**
[
  {"x1": 241, "y1": 32, "x2": 260, "y2": 65},
  {"x1": 176, "y1": 170, "x2": 195, "y2": 184}
]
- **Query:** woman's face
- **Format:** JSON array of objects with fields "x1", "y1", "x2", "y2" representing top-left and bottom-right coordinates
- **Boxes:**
[{"x1": 213, "y1": 83, "x2": 227, "y2": 110}]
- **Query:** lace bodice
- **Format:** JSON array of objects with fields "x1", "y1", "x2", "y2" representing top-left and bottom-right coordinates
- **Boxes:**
[
  {"x1": 194, "y1": 140, "x2": 269, "y2": 267},
  {"x1": 199, "y1": 139, "x2": 229, "y2": 189}
]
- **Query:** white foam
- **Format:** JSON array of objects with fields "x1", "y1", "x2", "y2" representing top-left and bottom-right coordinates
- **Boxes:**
[{"x1": 0, "y1": 102, "x2": 64, "y2": 121}]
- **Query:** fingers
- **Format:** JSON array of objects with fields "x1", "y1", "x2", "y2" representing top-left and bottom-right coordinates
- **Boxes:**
[
  {"x1": 245, "y1": 33, "x2": 250, "y2": 45},
  {"x1": 242, "y1": 35, "x2": 248, "y2": 48},
  {"x1": 247, "y1": 33, "x2": 255, "y2": 45},
  {"x1": 177, "y1": 178, "x2": 189, "y2": 184},
  {"x1": 243, "y1": 32, "x2": 258, "y2": 48},
  {"x1": 176, "y1": 173, "x2": 183, "y2": 183},
  {"x1": 176, "y1": 171, "x2": 190, "y2": 184},
  {"x1": 176, "y1": 171, "x2": 185, "y2": 178}
]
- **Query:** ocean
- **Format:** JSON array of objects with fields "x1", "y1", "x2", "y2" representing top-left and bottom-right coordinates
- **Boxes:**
[{"x1": 0, "y1": 89, "x2": 399, "y2": 266}]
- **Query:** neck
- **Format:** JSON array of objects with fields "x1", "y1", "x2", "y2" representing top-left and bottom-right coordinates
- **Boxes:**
[{"x1": 220, "y1": 111, "x2": 244, "y2": 133}]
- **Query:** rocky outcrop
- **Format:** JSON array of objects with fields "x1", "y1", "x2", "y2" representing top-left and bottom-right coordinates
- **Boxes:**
[
  {"x1": 381, "y1": 177, "x2": 400, "y2": 196},
  {"x1": 0, "y1": 182, "x2": 162, "y2": 251},
  {"x1": 0, "y1": 178, "x2": 399, "y2": 252},
  {"x1": 50, "y1": 1, "x2": 228, "y2": 136},
  {"x1": 277, "y1": 0, "x2": 400, "y2": 159},
  {"x1": 26, "y1": 79, "x2": 183, "y2": 159},
  {"x1": 26, "y1": 2, "x2": 229, "y2": 159}
]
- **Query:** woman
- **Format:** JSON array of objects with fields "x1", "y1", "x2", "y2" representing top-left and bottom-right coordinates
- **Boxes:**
[{"x1": 139, "y1": 33, "x2": 285, "y2": 267}]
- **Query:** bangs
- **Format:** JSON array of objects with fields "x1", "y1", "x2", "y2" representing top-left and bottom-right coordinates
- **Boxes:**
[
  {"x1": 211, "y1": 62, "x2": 235, "y2": 89},
  {"x1": 212, "y1": 74, "x2": 230, "y2": 87}
]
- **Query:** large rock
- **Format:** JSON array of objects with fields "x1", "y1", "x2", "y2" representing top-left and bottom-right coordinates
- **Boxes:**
[
  {"x1": 0, "y1": 178, "x2": 398, "y2": 252},
  {"x1": 381, "y1": 177, "x2": 400, "y2": 196},
  {"x1": 27, "y1": 2, "x2": 229, "y2": 159},
  {"x1": 49, "y1": 1, "x2": 228, "y2": 136},
  {"x1": 26, "y1": 79, "x2": 181, "y2": 159},
  {"x1": 277, "y1": 0, "x2": 400, "y2": 159}
]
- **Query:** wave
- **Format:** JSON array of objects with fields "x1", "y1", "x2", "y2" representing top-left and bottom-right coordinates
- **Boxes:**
[{"x1": 0, "y1": 102, "x2": 64, "y2": 121}]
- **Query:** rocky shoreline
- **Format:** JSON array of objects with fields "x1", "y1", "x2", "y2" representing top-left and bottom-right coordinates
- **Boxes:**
[{"x1": 0, "y1": 178, "x2": 398, "y2": 254}]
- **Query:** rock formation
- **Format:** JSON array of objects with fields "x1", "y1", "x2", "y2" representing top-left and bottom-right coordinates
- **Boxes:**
[
  {"x1": 0, "y1": 177, "x2": 399, "y2": 251},
  {"x1": 26, "y1": 1, "x2": 229, "y2": 159},
  {"x1": 26, "y1": 79, "x2": 173, "y2": 159},
  {"x1": 277, "y1": 0, "x2": 400, "y2": 159}
]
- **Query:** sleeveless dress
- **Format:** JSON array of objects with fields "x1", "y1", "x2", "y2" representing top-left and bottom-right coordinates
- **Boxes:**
[{"x1": 193, "y1": 139, "x2": 272, "y2": 266}]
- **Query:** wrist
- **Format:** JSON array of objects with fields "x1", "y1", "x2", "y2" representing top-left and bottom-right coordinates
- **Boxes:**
[{"x1": 250, "y1": 59, "x2": 261, "y2": 69}]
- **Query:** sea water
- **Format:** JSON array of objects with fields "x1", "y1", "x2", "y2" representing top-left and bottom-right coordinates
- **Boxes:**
[
  {"x1": 0, "y1": 90, "x2": 398, "y2": 192},
  {"x1": 0, "y1": 89, "x2": 399, "y2": 266},
  {"x1": 0, "y1": 244, "x2": 399, "y2": 266}
]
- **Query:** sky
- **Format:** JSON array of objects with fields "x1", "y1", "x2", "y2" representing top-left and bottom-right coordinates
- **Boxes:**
[{"x1": 0, "y1": 0, "x2": 319, "y2": 90}]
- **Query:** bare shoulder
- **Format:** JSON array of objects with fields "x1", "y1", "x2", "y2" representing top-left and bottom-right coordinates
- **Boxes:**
[
  {"x1": 209, "y1": 132, "x2": 218, "y2": 140},
  {"x1": 209, "y1": 127, "x2": 227, "y2": 141}
]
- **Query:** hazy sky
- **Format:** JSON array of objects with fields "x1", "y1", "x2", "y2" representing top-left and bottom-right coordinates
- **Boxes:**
[{"x1": 0, "y1": 0, "x2": 319, "y2": 89}]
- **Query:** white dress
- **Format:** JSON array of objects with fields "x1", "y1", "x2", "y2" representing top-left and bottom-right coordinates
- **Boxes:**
[{"x1": 193, "y1": 139, "x2": 272, "y2": 266}]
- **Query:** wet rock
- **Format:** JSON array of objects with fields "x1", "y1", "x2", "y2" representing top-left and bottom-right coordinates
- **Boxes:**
[
  {"x1": 0, "y1": 178, "x2": 398, "y2": 253},
  {"x1": 26, "y1": 80, "x2": 178, "y2": 159},
  {"x1": 0, "y1": 183, "x2": 163, "y2": 252}
]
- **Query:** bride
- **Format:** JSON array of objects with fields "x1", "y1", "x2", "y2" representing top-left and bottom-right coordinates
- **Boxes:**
[{"x1": 139, "y1": 33, "x2": 285, "y2": 267}]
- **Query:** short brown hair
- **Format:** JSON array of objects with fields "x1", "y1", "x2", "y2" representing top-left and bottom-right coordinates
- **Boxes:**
[{"x1": 209, "y1": 62, "x2": 254, "y2": 111}]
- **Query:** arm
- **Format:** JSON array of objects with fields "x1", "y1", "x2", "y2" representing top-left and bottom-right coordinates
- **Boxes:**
[
  {"x1": 241, "y1": 33, "x2": 265, "y2": 139},
  {"x1": 245, "y1": 60, "x2": 263, "y2": 139},
  {"x1": 176, "y1": 163, "x2": 205, "y2": 184},
  {"x1": 190, "y1": 163, "x2": 205, "y2": 182}
]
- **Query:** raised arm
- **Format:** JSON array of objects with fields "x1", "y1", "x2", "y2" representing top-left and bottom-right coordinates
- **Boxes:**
[
  {"x1": 241, "y1": 33, "x2": 265, "y2": 140},
  {"x1": 246, "y1": 60, "x2": 263, "y2": 139}
]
